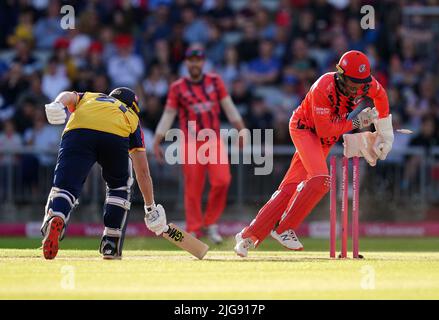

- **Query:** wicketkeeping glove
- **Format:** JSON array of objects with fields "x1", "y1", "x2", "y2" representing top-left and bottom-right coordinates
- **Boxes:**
[
  {"x1": 144, "y1": 203, "x2": 168, "y2": 235},
  {"x1": 373, "y1": 114, "x2": 394, "y2": 160},
  {"x1": 343, "y1": 131, "x2": 378, "y2": 166},
  {"x1": 45, "y1": 101, "x2": 67, "y2": 125}
]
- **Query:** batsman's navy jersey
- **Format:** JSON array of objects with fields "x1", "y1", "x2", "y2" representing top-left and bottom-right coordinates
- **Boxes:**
[
  {"x1": 165, "y1": 73, "x2": 228, "y2": 138},
  {"x1": 64, "y1": 92, "x2": 145, "y2": 153}
]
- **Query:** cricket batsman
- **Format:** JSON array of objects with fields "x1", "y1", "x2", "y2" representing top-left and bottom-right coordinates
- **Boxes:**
[
  {"x1": 42, "y1": 87, "x2": 168, "y2": 260},
  {"x1": 235, "y1": 50, "x2": 394, "y2": 257},
  {"x1": 153, "y1": 45, "x2": 246, "y2": 243}
]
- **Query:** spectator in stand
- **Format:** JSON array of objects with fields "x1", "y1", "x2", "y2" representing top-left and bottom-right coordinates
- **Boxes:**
[
  {"x1": 283, "y1": 38, "x2": 318, "y2": 85},
  {"x1": 99, "y1": 26, "x2": 118, "y2": 63},
  {"x1": 290, "y1": 9, "x2": 318, "y2": 46},
  {"x1": 346, "y1": 18, "x2": 367, "y2": 52},
  {"x1": 385, "y1": 113, "x2": 411, "y2": 164},
  {"x1": 237, "y1": 0, "x2": 263, "y2": 21},
  {"x1": 76, "y1": 41, "x2": 106, "y2": 90},
  {"x1": 143, "y1": 3, "x2": 172, "y2": 44},
  {"x1": 140, "y1": 94, "x2": 163, "y2": 133},
  {"x1": 255, "y1": 8, "x2": 276, "y2": 40},
  {"x1": 387, "y1": 86, "x2": 409, "y2": 125},
  {"x1": 181, "y1": 5, "x2": 209, "y2": 44},
  {"x1": 236, "y1": 21, "x2": 259, "y2": 63},
  {"x1": 310, "y1": 0, "x2": 334, "y2": 30},
  {"x1": 246, "y1": 96, "x2": 273, "y2": 131},
  {"x1": 273, "y1": 26, "x2": 288, "y2": 60},
  {"x1": 400, "y1": 39, "x2": 423, "y2": 88},
  {"x1": 206, "y1": 23, "x2": 226, "y2": 66},
  {"x1": 229, "y1": 77, "x2": 253, "y2": 121},
  {"x1": 168, "y1": 24, "x2": 188, "y2": 73},
  {"x1": 406, "y1": 75, "x2": 438, "y2": 130},
  {"x1": 7, "y1": 10, "x2": 34, "y2": 49},
  {"x1": 265, "y1": 74, "x2": 301, "y2": 120},
  {"x1": 0, "y1": 119, "x2": 23, "y2": 166},
  {"x1": 112, "y1": 8, "x2": 134, "y2": 35},
  {"x1": 15, "y1": 72, "x2": 50, "y2": 115},
  {"x1": 388, "y1": 54, "x2": 405, "y2": 87},
  {"x1": 0, "y1": 63, "x2": 28, "y2": 121},
  {"x1": 217, "y1": 46, "x2": 241, "y2": 90},
  {"x1": 206, "y1": 0, "x2": 234, "y2": 32},
  {"x1": 12, "y1": 97, "x2": 38, "y2": 134},
  {"x1": 22, "y1": 109, "x2": 63, "y2": 193},
  {"x1": 10, "y1": 39, "x2": 41, "y2": 75},
  {"x1": 41, "y1": 56, "x2": 71, "y2": 101},
  {"x1": 0, "y1": 120, "x2": 23, "y2": 200},
  {"x1": 245, "y1": 39, "x2": 280, "y2": 86},
  {"x1": 107, "y1": 34, "x2": 144, "y2": 88},
  {"x1": 53, "y1": 38, "x2": 77, "y2": 82},
  {"x1": 91, "y1": 74, "x2": 111, "y2": 94},
  {"x1": 402, "y1": 115, "x2": 439, "y2": 190},
  {"x1": 141, "y1": 63, "x2": 168, "y2": 99},
  {"x1": 66, "y1": 25, "x2": 92, "y2": 69},
  {"x1": 33, "y1": 0, "x2": 65, "y2": 49},
  {"x1": 23, "y1": 109, "x2": 62, "y2": 165},
  {"x1": 324, "y1": 33, "x2": 349, "y2": 71},
  {"x1": 152, "y1": 39, "x2": 174, "y2": 78}
]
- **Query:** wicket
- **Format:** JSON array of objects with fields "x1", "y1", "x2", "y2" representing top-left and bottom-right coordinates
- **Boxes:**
[{"x1": 329, "y1": 155, "x2": 363, "y2": 259}]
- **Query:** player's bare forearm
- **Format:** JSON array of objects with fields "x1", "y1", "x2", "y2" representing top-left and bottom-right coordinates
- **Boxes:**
[
  {"x1": 130, "y1": 150, "x2": 155, "y2": 206},
  {"x1": 221, "y1": 96, "x2": 246, "y2": 130},
  {"x1": 231, "y1": 119, "x2": 246, "y2": 131},
  {"x1": 155, "y1": 108, "x2": 177, "y2": 139},
  {"x1": 54, "y1": 91, "x2": 78, "y2": 112}
]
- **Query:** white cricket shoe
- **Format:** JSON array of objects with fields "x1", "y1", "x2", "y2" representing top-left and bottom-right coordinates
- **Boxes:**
[
  {"x1": 234, "y1": 229, "x2": 255, "y2": 258},
  {"x1": 206, "y1": 224, "x2": 223, "y2": 244},
  {"x1": 270, "y1": 229, "x2": 304, "y2": 251}
]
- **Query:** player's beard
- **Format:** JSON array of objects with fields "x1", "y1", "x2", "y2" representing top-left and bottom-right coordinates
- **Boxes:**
[{"x1": 189, "y1": 66, "x2": 203, "y2": 81}]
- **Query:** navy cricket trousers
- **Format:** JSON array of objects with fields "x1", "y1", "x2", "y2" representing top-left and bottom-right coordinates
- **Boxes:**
[{"x1": 52, "y1": 128, "x2": 130, "y2": 216}]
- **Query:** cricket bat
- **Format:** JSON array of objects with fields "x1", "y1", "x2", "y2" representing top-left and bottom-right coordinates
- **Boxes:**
[{"x1": 162, "y1": 223, "x2": 209, "y2": 260}]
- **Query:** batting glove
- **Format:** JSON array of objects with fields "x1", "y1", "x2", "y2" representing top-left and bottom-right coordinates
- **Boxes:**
[
  {"x1": 45, "y1": 101, "x2": 67, "y2": 125},
  {"x1": 144, "y1": 203, "x2": 168, "y2": 236},
  {"x1": 352, "y1": 107, "x2": 378, "y2": 129}
]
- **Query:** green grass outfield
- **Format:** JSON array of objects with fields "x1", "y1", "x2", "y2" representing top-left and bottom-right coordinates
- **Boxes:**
[{"x1": 1, "y1": 237, "x2": 439, "y2": 299}]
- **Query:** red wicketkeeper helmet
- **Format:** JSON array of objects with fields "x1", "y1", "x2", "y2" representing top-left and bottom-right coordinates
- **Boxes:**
[{"x1": 336, "y1": 50, "x2": 372, "y2": 84}]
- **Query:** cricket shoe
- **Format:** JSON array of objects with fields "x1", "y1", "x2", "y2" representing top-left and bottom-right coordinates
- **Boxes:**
[
  {"x1": 99, "y1": 236, "x2": 122, "y2": 260},
  {"x1": 270, "y1": 229, "x2": 303, "y2": 251},
  {"x1": 206, "y1": 224, "x2": 223, "y2": 244},
  {"x1": 234, "y1": 228, "x2": 256, "y2": 258},
  {"x1": 42, "y1": 216, "x2": 64, "y2": 260}
]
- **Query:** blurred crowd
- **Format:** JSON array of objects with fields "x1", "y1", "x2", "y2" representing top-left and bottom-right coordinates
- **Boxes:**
[{"x1": 0, "y1": 0, "x2": 439, "y2": 191}]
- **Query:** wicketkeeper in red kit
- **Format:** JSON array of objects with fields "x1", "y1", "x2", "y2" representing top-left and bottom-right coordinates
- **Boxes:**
[
  {"x1": 235, "y1": 50, "x2": 394, "y2": 257},
  {"x1": 153, "y1": 45, "x2": 246, "y2": 243}
]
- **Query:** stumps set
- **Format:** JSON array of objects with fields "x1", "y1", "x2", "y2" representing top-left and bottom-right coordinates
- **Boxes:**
[{"x1": 329, "y1": 156, "x2": 363, "y2": 259}]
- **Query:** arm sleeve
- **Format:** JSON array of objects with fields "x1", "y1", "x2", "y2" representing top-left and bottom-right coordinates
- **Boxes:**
[
  {"x1": 129, "y1": 123, "x2": 146, "y2": 154},
  {"x1": 369, "y1": 78, "x2": 389, "y2": 118},
  {"x1": 312, "y1": 89, "x2": 354, "y2": 139}
]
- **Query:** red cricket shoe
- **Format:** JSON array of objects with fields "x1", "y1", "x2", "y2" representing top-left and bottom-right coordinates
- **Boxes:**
[{"x1": 42, "y1": 217, "x2": 64, "y2": 260}]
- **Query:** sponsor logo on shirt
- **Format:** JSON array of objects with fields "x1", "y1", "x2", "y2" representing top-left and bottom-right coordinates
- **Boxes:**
[{"x1": 315, "y1": 106, "x2": 330, "y2": 115}]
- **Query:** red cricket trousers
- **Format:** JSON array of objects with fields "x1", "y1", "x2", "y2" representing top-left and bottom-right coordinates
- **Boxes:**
[{"x1": 182, "y1": 139, "x2": 231, "y2": 233}]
